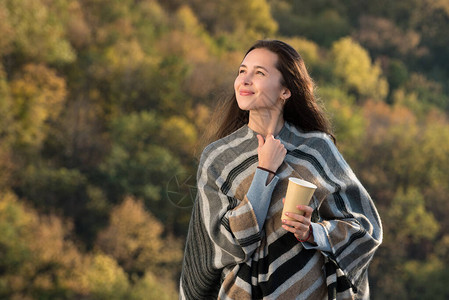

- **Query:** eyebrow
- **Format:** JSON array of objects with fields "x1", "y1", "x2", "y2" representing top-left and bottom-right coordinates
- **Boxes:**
[{"x1": 240, "y1": 64, "x2": 269, "y2": 73}]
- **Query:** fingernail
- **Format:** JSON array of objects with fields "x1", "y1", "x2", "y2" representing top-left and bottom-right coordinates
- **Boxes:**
[
  {"x1": 285, "y1": 212, "x2": 289, "y2": 216},
  {"x1": 282, "y1": 219, "x2": 286, "y2": 223}
]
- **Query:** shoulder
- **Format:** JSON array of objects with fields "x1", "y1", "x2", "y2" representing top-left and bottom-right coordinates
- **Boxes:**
[
  {"x1": 199, "y1": 124, "x2": 257, "y2": 171},
  {"x1": 284, "y1": 123, "x2": 336, "y2": 153},
  {"x1": 285, "y1": 124, "x2": 353, "y2": 174}
]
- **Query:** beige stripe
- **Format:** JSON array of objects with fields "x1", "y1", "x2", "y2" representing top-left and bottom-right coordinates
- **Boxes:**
[
  {"x1": 228, "y1": 207, "x2": 258, "y2": 233},
  {"x1": 226, "y1": 285, "x2": 252, "y2": 300},
  {"x1": 235, "y1": 172, "x2": 254, "y2": 201},
  {"x1": 221, "y1": 269, "x2": 252, "y2": 299}
]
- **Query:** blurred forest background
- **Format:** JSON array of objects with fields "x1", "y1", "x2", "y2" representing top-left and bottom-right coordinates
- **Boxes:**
[{"x1": 0, "y1": 0, "x2": 449, "y2": 299}]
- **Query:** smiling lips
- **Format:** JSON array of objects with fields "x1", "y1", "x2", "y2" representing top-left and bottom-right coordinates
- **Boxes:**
[{"x1": 239, "y1": 90, "x2": 255, "y2": 96}]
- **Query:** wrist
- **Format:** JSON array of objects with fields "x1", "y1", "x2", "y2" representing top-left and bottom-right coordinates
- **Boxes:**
[
  {"x1": 296, "y1": 224, "x2": 313, "y2": 243},
  {"x1": 257, "y1": 166, "x2": 276, "y2": 175},
  {"x1": 257, "y1": 162, "x2": 276, "y2": 171}
]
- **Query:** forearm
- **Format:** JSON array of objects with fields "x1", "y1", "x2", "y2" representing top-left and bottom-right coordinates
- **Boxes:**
[{"x1": 246, "y1": 168, "x2": 279, "y2": 229}]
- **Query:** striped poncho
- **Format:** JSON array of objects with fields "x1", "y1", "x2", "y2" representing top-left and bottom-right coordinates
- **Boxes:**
[{"x1": 180, "y1": 122, "x2": 382, "y2": 299}]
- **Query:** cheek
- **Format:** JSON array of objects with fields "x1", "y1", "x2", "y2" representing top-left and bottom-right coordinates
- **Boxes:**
[
  {"x1": 234, "y1": 76, "x2": 240, "y2": 91},
  {"x1": 264, "y1": 83, "x2": 281, "y2": 97},
  {"x1": 273, "y1": 82, "x2": 286, "y2": 96}
]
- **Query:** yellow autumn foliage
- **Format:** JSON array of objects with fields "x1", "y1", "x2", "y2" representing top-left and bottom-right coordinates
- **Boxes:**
[
  {"x1": 282, "y1": 37, "x2": 320, "y2": 65},
  {"x1": 81, "y1": 253, "x2": 130, "y2": 299},
  {"x1": 331, "y1": 37, "x2": 389, "y2": 100},
  {"x1": 96, "y1": 196, "x2": 183, "y2": 275},
  {"x1": 10, "y1": 64, "x2": 67, "y2": 147}
]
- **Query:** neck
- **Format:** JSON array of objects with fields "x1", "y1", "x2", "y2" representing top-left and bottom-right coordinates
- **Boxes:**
[{"x1": 248, "y1": 109, "x2": 285, "y2": 137}]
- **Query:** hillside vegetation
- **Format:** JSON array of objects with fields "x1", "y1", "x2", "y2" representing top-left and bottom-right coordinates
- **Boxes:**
[{"x1": 0, "y1": 0, "x2": 448, "y2": 298}]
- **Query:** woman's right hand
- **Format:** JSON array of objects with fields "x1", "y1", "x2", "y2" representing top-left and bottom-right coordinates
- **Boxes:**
[{"x1": 256, "y1": 134, "x2": 287, "y2": 173}]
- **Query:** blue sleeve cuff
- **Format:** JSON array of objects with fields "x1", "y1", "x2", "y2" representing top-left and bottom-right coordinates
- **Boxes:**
[
  {"x1": 247, "y1": 168, "x2": 279, "y2": 229},
  {"x1": 302, "y1": 222, "x2": 332, "y2": 253}
]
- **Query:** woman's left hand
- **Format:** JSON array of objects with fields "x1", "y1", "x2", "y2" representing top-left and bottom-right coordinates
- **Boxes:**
[{"x1": 281, "y1": 198, "x2": 314, "y2": 242}]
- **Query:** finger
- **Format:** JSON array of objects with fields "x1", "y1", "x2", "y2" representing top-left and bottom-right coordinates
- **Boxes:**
[
  {"x1": 282, "y1": 219, "x2": 309, "y2": 230},
  {"x1": 285, "y1": 212, "x2": 311, "y2": 227},
  {"x1": 296, "y1": 205, "x2": 314, "y2": 218},
  {"x1": 281, "y1": 219, "x2": 299, "y2": 228},
  {"x1": 281, "y1": 223, "x2": 308, "y2": 234},
  {"x1": 281, "y1": 224, "x2": 296, "y2": 234},
  {"x1": 256, "y1": 134, "x2": 265, "y2": 147},
  {"x1": 284, "y1": 212, "x2": 307, "y2": 222}
]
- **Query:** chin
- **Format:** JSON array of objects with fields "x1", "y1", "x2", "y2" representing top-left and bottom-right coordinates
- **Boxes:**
[
  {"x1": 237, "y1": 103, "x2": 249, "y2": 111},
  {"x1": 236, "y1": 98, "x2": 256, "y2": 111},
  {"x1": 236, "y1": 100, "x2": 247, "y2": 110}
]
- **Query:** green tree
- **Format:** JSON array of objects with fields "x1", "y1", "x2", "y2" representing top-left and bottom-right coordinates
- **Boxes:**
[
  {"x1": 402, "y1": 256, "x2": 449, "y2": 300},
  {"x1": 404, "y1": 73, "x2": 449, "y2": 111},
  {"x1": 388, "y1": 188, "x2": 439, "y2": 243},
  {"x1": 419, "y1": 111, "x2": 449, "y2": 234},
  {"x1": 18, "y1": 164, "x2": 110, "y2": 246},
  {"x1": 371, "y1": 187, "x2": 440, "y2": 299},
  {"x1": 317, "y1": 86, "x2": 365, "y2": 160},
  {"x1": 386, "y1": 59, "x2": 409, "y2": 95},
  {"x1": 99, "y1": 111, "x2": 190, "y2": 233},
  {"x1": 271, "y1": 1, "x2": 350, "y2": 46},
  {"x1": 3, "y1": 0, "x2": 75, "y2": 64},
  {"x1": 167, "y1": 0, "x2": 277, "y2": 48},
  {"x1": 0, "y1": 190, "x2": 87, "y2": 299}
]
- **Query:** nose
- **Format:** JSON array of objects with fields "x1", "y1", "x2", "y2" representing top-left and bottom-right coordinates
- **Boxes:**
[{"x1": 242, "y1": 74, "x2": 252, "y2": 86}]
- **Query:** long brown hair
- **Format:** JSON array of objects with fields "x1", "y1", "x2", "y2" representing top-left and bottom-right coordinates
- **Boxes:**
[{"x1": 205, "y1": 39, "x2": 335, "y2": 147}]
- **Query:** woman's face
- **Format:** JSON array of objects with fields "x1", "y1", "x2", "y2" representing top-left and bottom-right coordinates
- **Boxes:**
[{"x1": 234, "y1": 48, "x2": 290, "y2": 112}]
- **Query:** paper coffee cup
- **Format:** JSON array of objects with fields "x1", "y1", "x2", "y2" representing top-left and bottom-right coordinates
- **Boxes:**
[{"x1": 282, "y1": 177, "x2": 317, "y2": 221}]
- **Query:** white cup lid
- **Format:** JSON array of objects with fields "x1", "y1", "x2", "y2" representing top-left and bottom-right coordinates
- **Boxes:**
[{"x1": 288, "y1": 177, "x2": 317, "y2": 189}]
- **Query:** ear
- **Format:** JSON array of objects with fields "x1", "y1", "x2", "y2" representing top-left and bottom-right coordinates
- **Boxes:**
[{"x1": 282, "y1": 88, "x2": 291, "y2": 100}]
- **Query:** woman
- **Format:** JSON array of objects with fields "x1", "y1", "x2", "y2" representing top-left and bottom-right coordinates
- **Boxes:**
[{"x1": 180, "y1": 40, "x2": 382, "y2": 299}]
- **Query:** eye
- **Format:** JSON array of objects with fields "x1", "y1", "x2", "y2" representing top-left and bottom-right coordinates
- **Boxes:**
[
  {"x1": 238, "y1": 69, "x2": 245, "y2": 75},
  {"x1": 256, "y1": 70, "x2": 265, "y2": 76}
]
